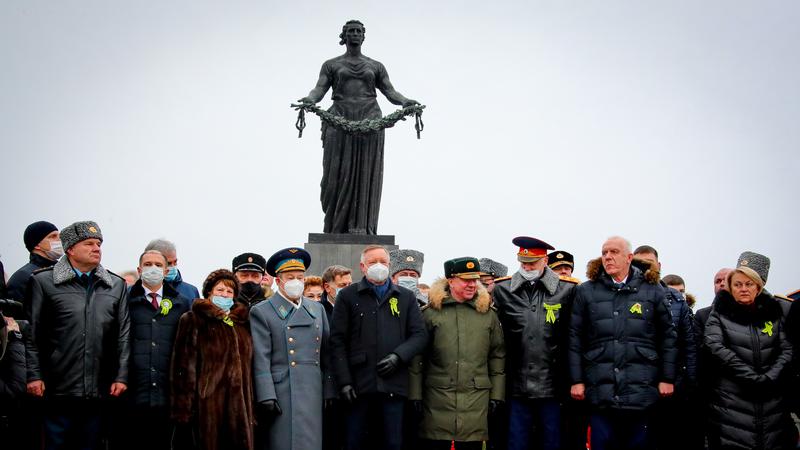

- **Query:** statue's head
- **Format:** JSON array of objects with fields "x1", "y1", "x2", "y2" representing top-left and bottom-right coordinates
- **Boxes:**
[{"x1": 339, "y1": 20, "x2": 365, "y2": 46}]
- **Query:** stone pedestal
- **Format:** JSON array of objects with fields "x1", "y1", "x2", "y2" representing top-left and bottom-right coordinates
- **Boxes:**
[{"x1": 304, "y1": 233, "x2": 398, "y2": 282}]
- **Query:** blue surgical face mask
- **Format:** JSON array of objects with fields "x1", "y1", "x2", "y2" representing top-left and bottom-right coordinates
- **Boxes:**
[
  {"x1": 211, "y1": 295, "x2": 234, "y2": 312},
  {"x1": 165, "y1": 266, "x2": 178, "y2": 282}
]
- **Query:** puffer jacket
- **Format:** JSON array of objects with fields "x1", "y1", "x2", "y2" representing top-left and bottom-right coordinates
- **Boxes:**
[
  {"x1": 705, "y1": 290, "x2": 796, "y2": 450},
  {"x1": 568, "y1": 258, "x2": 677, "y2": 410},
  {"x1": 409, "y1": 279, "x2": 505, "y2": 442},
  {"x1": 25, "y1": 257, "x2": 130, "y2": 398},
  {"x1": 492, "y1": 267, "x2": 576, "y2": 399},
  {"x1": 661, "y1": 281, "x2": 697, "y2": 391}
]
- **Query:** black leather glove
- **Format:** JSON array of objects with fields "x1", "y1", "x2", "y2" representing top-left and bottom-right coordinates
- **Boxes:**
[
  {"x1": 340, "y1": 385, "x2": 358, "y2": 403},
  {"x1": 489, "y1": 399, "x2": 503, "y2": 416},
  {"x1": 412, "y1": 400, "x2": 423, "y2": 415},
  {"x1": 258, "y1": 399, "x2": 282, "y2": 417},
  {"x1": 376, "y1": 353, "x2": 401, "y2": 377}
]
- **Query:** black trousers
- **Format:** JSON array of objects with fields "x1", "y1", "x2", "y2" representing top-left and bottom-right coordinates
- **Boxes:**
[{"x1": 422, "y1": 440, "x2": 483, "y2": 450}]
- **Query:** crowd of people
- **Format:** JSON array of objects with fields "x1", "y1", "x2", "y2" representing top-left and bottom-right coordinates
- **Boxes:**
[{"x1": 1, "y1": 219, "x2": 799, "y2": 450}]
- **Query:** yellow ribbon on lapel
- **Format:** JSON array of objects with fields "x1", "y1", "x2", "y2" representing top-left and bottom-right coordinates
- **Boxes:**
[
  {"x1": 629, "y1": 303, "x2": 642, "y2": 315},
  {"x1": 544, "y1": 303, "x2": 561, "y2": 324},
  {"x1": 389, "y1": 297, "x2": 400, "y2": 317},
  {"x1": 222, "y1": 315, "x2": 234, "y2": 327},
  {"x1": 762, "y1": 321, "x2": 774, "y2": 337},
  {"x1": 160, "y1": 299, "x2": 173, "y2": 316}
]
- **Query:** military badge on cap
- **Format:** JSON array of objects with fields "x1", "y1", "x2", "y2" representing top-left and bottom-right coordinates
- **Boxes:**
[
  {"x1": 389, "y1": 249, "x2": 424, "y2": 277},
  {"x1": 547, "y1": 250, "x2": 575, "y2": 269},
  {"x1": 444, "y1": 257, "x2": 482, "y2": 280},
  {"x1": 232, "y1": 253, "x2": 267, "y2": 274},
  {"x1": 266, "y1": 247, "x2": 311, "y2": 277},
  {"x1": 512, "y1": 236, "x2": 555, "y2": 263}
]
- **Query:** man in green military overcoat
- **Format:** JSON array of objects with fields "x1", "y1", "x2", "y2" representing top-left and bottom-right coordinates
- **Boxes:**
[{"x1": 409, "y1": 257, "x2": 505, "y2": 450}]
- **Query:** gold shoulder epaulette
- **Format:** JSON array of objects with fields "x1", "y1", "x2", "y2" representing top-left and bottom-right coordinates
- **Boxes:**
[
  {"x1": 775, "y1": 294, "x2": 794, "y2": 303},
  {"x1": 494, "y1": 276, "x2": 512, "y2": 283},
  {"x1": 559, "y1": 276, "x2": 580, "y2": 284}
]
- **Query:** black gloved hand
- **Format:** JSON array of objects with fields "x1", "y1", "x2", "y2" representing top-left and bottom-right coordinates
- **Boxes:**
[
  {"x1": 376, "y1": 353, "x2": 401, "y2": 377},
  {"x1": 489, "y1": 399, "x2": 503, "y2": 416},
  {"x1": 258, "y1": 399, "x2": 282, "y2": 417},
  {"x1": 340, "y1": 385, "x2": 358, "y2": 403},
  {"x1": 412, "y1": 400, "x2": 423, "y2": 415}
]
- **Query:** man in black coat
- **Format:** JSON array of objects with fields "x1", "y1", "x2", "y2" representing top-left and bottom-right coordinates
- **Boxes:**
[
  {"x1": 25, "y1": 221, "x2": 130, "y2": 450},
  {"x1": 568, "y1": 236, "x2": 677, "y2": 450},
  {"x1": 116, "y1": 250, "x2": 191, "y2": 450},
  {"x1": 0, "y1": 311, "x2": 26, "y2": 448},
  {"x1": 7, "y1": 221, "x2": 61, "y2": 302},
  {"x1": 330, "y1": 245, "x2": 428, "y2": 450}
]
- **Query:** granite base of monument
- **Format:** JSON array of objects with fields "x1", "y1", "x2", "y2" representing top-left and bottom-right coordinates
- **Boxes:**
[{"x1": 304, "y1": 233, "x2": 398, "y2": 282}]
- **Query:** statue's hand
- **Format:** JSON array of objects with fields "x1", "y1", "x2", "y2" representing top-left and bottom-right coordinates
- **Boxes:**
[
  {"x1": 402, "y1": 99, "x2": 420, "y2": 108},
  {"x1": 298, "y1": 97, "x2": 316, "y2": 105}
]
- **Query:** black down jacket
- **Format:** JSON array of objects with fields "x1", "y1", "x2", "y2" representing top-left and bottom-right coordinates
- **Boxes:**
[
  {"x1": 492, "y1": 267, "x2": 576, "y2": 399},
  {"x1": 568, "y1": 258, "x2": 677, "y2": 411},
  {"x1": 704, "y1": 290, "x2": 796, "y2": 450},
  {"x1": 25, "y1": 258, "x2": 130, "y2": 398}
]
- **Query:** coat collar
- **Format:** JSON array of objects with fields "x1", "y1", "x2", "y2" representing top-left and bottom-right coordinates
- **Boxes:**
[
  {"x1": 712, "y1": 289, "x2": 781, "y2": 324},
  {"x1": 267, "y1": 293, "x2": 318, "y2": 322},
  {"x1": 356, "y1": 276, "x2": 399, "y2": 299},
  {"x1": 509, "y1": 266, "x2": 560, "y2": 294},
  {"x1": 428, "y1": 278, "x2": 491, "y2": 313},
  {"x1": 192, "y1": 298, "x2": 249, "y2": 324},
  {"x1": 52, "y1": 256, "x2": 114, "y2": 287},
  {"x1": 585, "y1": 257, "x2": 659, "y2": 288},
  {"x1": 29, "y1": 252, "x2": 57, "y2": 268}
]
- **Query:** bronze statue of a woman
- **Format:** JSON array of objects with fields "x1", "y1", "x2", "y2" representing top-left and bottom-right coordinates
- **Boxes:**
[{"x1": 298, "y1": 20, "x2": 419, "y2": 235}]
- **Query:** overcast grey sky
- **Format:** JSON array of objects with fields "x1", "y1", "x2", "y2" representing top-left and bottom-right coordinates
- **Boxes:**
[{"x1": 2, "y1": 1, "x2": 798, "y2": 307}]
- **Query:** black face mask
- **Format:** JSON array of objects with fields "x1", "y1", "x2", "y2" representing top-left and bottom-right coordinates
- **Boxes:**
[{"x1": 240, "y1": 281, "x2": 262, "y2": 299}]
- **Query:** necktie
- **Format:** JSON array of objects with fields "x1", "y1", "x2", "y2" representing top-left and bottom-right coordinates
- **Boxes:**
[{"x1": 149, "y1": 293, "x2": 159, "y2": 310}]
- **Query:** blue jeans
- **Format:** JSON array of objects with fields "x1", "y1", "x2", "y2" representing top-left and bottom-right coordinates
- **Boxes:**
[
  {"x1": 507, "y1": 398, "x2": 562, "y2": 450},
  {"x1": 590, "y1": 410, "x2": 649, "y2": 450},
  {"x1": 345, "y1": 393, "x2": 405, "y2": 450}
]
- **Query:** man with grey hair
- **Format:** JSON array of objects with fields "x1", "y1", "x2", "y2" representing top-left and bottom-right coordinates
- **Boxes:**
[
  {"x1": 144, "y1": 238, "x2": 199, "y2": 301},
  {"x1": 330, "y1": 244, "x2": 427, "y2": 450},
  {"x1": 568, "y1": 236, "x2": 677, "y2": 450}
]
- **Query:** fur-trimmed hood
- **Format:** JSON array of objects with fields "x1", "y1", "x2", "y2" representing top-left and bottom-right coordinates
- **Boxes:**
[
  {"x1": 586, "y1": 257, "x2": 660, "y2": 285},
  {"x1": 52, "y1": 255, "x2": 114, "y2": 286},
  {"x1": 192, "y1": 298, "x2": 250, "y2": 324},
  {"x1": 428, "y1": 278, "x2": 491, "y2": 313}
]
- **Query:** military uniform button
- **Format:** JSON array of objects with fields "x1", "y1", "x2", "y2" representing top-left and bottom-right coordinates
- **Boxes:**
[
  {"x1": 291, "y1": 361, "x2": 297, "y2": 367},
  {"x1": 290, "y1": 349, "x2": 295, "y2": 355},
  {"x1": 289, "y1": 337, "x2": 294, "y2": 343}
]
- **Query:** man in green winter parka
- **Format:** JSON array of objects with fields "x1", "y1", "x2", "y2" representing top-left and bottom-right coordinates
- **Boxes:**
[{"x1": 409, "y1": 257, "x2": 506, "y2": 450}]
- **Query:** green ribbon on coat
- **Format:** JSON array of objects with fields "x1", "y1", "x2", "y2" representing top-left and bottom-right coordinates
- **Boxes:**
[
  {"x1": 762, "y1": 321, "x2": 774, "y2": 337},
  {"x1": 543, "y1": 303, "x2": 561, "y2": 324}
]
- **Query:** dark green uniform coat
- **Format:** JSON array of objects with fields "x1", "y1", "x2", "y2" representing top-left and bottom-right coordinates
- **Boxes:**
[{"x1": 409, "y1": 279, "x2": 505, "y2": 442}]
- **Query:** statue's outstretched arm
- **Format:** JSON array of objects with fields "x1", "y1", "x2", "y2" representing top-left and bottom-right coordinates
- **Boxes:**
[
  {"x1": 298, "y1": 64, "x2": 332, "y2": 104},
  {"x1": 377, "y1": 67, "x2": 418, "y2": 108}
]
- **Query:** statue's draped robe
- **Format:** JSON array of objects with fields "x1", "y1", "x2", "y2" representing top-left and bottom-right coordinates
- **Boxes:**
[{"x1": 319, "y1": 56, "x2": 387, "y2": 235}]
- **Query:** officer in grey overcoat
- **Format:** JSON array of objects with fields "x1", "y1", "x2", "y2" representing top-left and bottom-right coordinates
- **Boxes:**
[{"x1": 251, "y1": 247, "x2": 335, "y2": 450}]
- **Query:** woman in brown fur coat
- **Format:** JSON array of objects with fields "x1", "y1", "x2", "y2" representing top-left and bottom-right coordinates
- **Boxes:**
[{"x1": 171, "y1": 269, "x2": 255, "y2": 450}]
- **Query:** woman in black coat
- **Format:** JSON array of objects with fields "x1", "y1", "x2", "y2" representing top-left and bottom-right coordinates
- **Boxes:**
[{"x1": 705, "y1": 266, "x2": 796, "y2": 450}]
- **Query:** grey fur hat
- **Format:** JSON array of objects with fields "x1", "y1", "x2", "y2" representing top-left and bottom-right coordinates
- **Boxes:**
[
  {"x1": 390, "y1": 249, "x2": 424, "y2": 277},
  {"x1": 479, "y1": 258, "x2": 508, "y2": 278},
  {"x1": 736, "y1": 251, "x2": 770, "y2": 284},
  {"x1": 60, "y1": 221, "x2": 103, "y2": 251}
]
